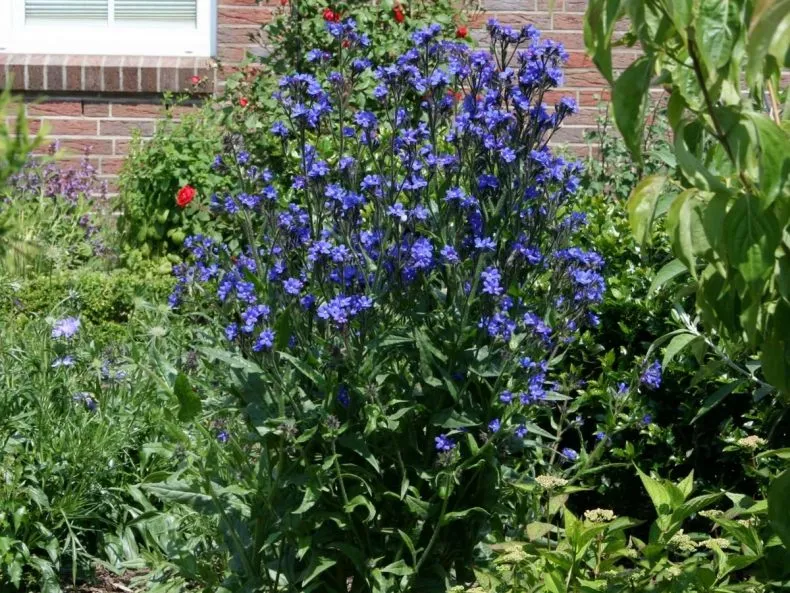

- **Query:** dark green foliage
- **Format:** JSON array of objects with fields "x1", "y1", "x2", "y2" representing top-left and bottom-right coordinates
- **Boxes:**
[{"x1": 116, "y1": 104, "x2": 225, "y2": 260}]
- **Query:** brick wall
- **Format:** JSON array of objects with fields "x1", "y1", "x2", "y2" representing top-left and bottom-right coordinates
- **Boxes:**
[{"x1": 2, "y1": 0, "x2": 624, "y2": 190}]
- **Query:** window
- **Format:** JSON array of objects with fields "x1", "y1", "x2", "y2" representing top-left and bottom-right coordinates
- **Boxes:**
[{"x1": 0, "y1": 0, "x2": 216, "y2": 56}]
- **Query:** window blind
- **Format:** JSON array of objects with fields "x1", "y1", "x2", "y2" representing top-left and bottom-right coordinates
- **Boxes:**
[
  {"x1": 115, "y1": 0, "x2": 197, "y2": 22},
  {"x1": 26, "y1": 0, "x2": 108, "y2": 20},
  {"x1": 25, "y1": 0, "x2": 197, "y2": 23}
]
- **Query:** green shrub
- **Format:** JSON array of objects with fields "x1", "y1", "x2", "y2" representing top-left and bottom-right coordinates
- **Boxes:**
[{"x1": 116, "y1": 104, "x2": 225, "y2": 260}]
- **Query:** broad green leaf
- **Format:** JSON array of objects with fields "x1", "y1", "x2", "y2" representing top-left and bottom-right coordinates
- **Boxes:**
[
  {"x1": 697, "y1": 0, "x2": 737, "y2": 70},
  {"x1": 692, "y1": 380, "x2": 744, "y2": 424},
  {"x1": 612, "y1": 56, "x2": 654, "y2": 161},
  {"x1": 526, "y1": 522, "x2": 555, "y2": 541},
  {"x1": 666, "y1": 189, "x2": 708, "y2": 276},
  {"x1": 746, "y1": 0, "x2": 790, "y2": 88},
  {"x1": 662, "y1": 332, "x2": 699, "y2": 367},
  {"x1": 649, "y1": 259, "x2": 689, "y2": 295},
  {"x1": 744, "y1": 113, "x2": 790, "y2": 207},
  {"x1": 440, "y1": 507, "x2": 488, "y2": 525},
  {"x1": 301, "y1": 556, "x2": 337, "y2": 586},
  {"x1": 627, "y1": 175, "x2": 668, "y2": 246},
  {"x1": 762, "y1": 340, "x2": 790, "y2": 394},
  {"x1": 637, "y1": 468, "x2": 673, "y2": 516},
  {"x1": 583, "y1": 0, "x2": 624, "y2": 83},
  {"x1": 173, "y1": 372, "x2": 201, "y2": 422},
  {"x1": 279, "y1": 351, "x2": 324, "y2": 387},
  {"x1": 724, "y1": 194, "x2": 782, "y2": 285}
]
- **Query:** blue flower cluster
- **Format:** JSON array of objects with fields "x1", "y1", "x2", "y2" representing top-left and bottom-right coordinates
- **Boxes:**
[{"x1": 172, "y1": 19, "x2": 604, "y2": 448}]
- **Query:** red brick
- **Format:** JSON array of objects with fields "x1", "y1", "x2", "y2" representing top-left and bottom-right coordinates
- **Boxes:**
[
  {"x1": 553, "y1": 13, "x2": 585, "y2": 30},
  {"x1": 551, "y1": 126, "x2": 586, "y2": 143},
  {"x1": 28, "y1": 101, "x2": 82, "y2": 117},
  {"x1": 564, "y1": 70, "x2": 608, "y2": 87},
  {"x1": 83, "y1": 102, "x2": 110, "y2": 117},
  {"x1": 99, "y1": 157, "x2": 127, "y2": 175},
  {"x1": 218, "y1": 26, "x2": 260, "y2": 44},
  {"x1": 26, "y1": 55, "x2": 47, "y2": 91},
  {"x1": 543, "y1": 31, "x2": 586, "y2": 49},
  {"x1": 65, "y1": 56, "x2": 82, "y2": 91},
  {"x1": 140, "y1": 57, "x2": 159, "y2": 93},
  {"x1": 566, "y1": 52, "x2": 594, "y2": 69},
  {"x1": 104, "y1": 56, "x2": 123, "y2": 92},
  {"x1": 160, "y1": 57, "x2": 180, "y2": 92},
  {"x1": 579, "y1": 89, "x2": 611, "y2": 105},
  {"x1": 99, "y1": 119, "x2": 156, "y2": 136},
  {"x1": 44, "y1": 119, "x2": 99, "y2": 135},
  {"x1": 218, "y1": 6, "x2": 275, "y2": 24},
  {"x1": 217, "y1": 46, "x2": 251, "y2": 62},
  {"x1": 122, "y1": 56, "x2": 142, "y2": 93},
  {"x1": 480, "y1": 12, "x2": 552, "y2": 29},
  {"x1": 111, "y1": 102, "x2": 166, "y2": 118},
  {"x1": 565, "y1": 0, "x2": 589, "y2": 12},
  {"x1": 46, "y1": 54, "x2": 67, "y2": 90},
  {"x1": 83, "y1": 56, "x2": 103, "y2": 92},
  {"x1": 55, "y1": 138, "x2": 114, "y2": 156}
]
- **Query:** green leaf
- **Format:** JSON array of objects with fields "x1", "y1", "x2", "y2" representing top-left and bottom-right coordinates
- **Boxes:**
[
  {"x1": 583, "y1": 0, "x2": 624, "y2": 84},
  {"x1": 666, "y1": 189, "x2": 709, "y2": 276},
  {"x1": 697, "y1": 0, "x2": 737, "y2": 70},
  {"x1": 440, "y1": 507, "x2": 488, "y2": 525},
  {"x1": 649, "y1": 259, "x2": 689, "y2": 295},
  {"x1": 746, "y1": 0, "x2": 790, "y2": 89},
  {"x1": 637, "y1": 468, "x2": 673, "y2": 516},
  {"x1": 279, "y1": 351, "x2": 324, "y2": 387},
  {"x1": 526, "y1": 522, "x2": 555, "y2": 541},
  {"x1": 627, "y1": 175, "x2": 668, "y2": 246},
  {"x1": 692, "y1": 380, "x2": 744, "y2": 424},
  {"x1": 173, "y1": 372, "x2": 201, "y2": 422},
  {"x1": 431, "y1": 409, "x2": 478, "y2": 429},
  {"x1": 744, "y1": 113, "x2": 790, "y2": 207},
  {"x1": 612, "y1": 56, "x2": 654, "y2": 161},
  {"x1": 724, "y1": 194, "x2": 782, "y2": 285},
  {"x1": 301, "y1": 556, "x2": 337, "y2": 586},
  {"x1": 662, "y1": 332, "x2": 699, "y2": 367}
]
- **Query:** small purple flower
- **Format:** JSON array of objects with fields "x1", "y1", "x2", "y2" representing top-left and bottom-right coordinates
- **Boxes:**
[
  {"x1": 561, "y1": 447, "x2": 579, "y2": 461},
  {"x1": 515, "y1": 424, "x2": 528, "y2": 439},
  {"x1": 499, "y1": 390, "x2": 513, "y2": 403},
  {"x1": 52, "y1": 317, "x2": 81, "y2": 339},
  {"x1": 488, "y1": 418, "x2": 501, "y2": 433},
  {"x1": 217, "y1": 430, "x2": 230, "y2": 443},
  {"x1": 642, "y1": 414, "x2": 653, "y2": 425},
  {"x1": 594, "y1": 431, "x2": 606, "y2": 441},
  {"x1": 337, "y1": 386, "x2": 350, "y2": 408},
  {"x1": 283, "y1": 277, "x2": 304, "y2": 295},
  {"x1": 640, "y1": 360, "x2": 662, "y2": 390},
  {"x1": 481, "y1": 266, "x2": 503, "y2": 296},
  {"x1": 388, "y1": 202, "x2": 408, "y2": 222},
  {"x1": 52, "y1": 355, "x2": 75, "y2": 368},
  {"x1": 440, "y1": 245, "x2": 459, "y2": 264},
  {"x1": 435, "y1": 434, "x2": 456, "y2": 452},
  {"x1": 253, "y1": 328, "x2": 276, "y2": 352}
]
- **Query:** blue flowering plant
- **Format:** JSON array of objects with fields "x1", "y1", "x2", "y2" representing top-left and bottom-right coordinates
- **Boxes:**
[{"x1": 169, "y1": 19, "x2": 607, "y2": 591}]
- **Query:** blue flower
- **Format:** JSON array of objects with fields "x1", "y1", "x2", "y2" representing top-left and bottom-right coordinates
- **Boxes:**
[
  {"x1": 52, "y1": 355, "x2": 75, "y2": 368},
  {"x1": 283, "y1": 277, "x2": 304, "y2": 295},
  {"x1": 338, "y1": 386, "x2": 351, "y2": 408},
  {"x1": 488, "y1": 418, "x2": 501, "y2": 433},
  {"x1": 253, "y1": 328, "x2": 276, "y2": 352},
  {"x1": 217, "y1": 430, "x2": 230, "y2": 443},
  {"x1": 640, "y1": 360, "x2": 662, "y2": 390},
  {"x1": 441, "y1": 245, "x2": 459, "y2": 264},
  {"x1": 515, "y1": 424, "x2": 528, "y2": 439},
  {"x1": 480, "y1": 266, "x2": 503, "y2": 296},
  {"x1": 561, "y1": 447, "x2": 578, "y2": 461},
  {"x1": 52, "y1": 317, "x2": 80, "y2": 339},
  {"x1": 435, "y1": 434, "x2": 456, "y2": 452}
]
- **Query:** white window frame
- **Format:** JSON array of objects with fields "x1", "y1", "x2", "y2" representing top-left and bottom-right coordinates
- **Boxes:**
[{"x1": 0, "y1": 0, "x2": 217, "y2": 57}]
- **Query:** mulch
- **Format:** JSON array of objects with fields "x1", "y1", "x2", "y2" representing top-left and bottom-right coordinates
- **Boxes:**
[{"x1": 62, "y1": 567, "x2": 147, "y2": 593}]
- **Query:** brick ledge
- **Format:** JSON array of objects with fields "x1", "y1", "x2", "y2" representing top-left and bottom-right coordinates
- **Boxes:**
[{"x1": 0, "y1": 54, "x2": 217, "y2": 95}]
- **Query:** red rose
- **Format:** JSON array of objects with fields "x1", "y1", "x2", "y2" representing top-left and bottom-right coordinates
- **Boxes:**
[
  {"x1": 280, "y1": 0, "x2": 287, "y2": 5},
  {"x1": 456, "y1": 25, "x2": 468, "y2": 38},
  {"x1": 190, "y1": 75, "x2": 201, "y2": 85},
  {"x1": 239, "y1": 97, "x2": 249, "y2": 108},
  {"x1": 323, "y1": 7, "x2": 340, "y2": 21},
  {"x1": 341, "y1": 39, "x2": 351, "y2": 48},
  {"x1": 176, "y1": 184, "x2": 196, "y2": 208},
  {"x1": 393, "y1": 4, "x2": 405, "y2": 23}
]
